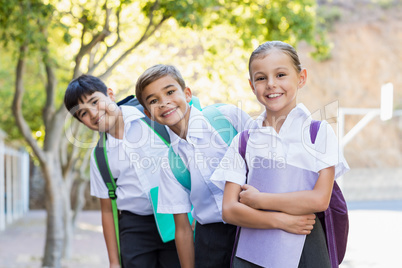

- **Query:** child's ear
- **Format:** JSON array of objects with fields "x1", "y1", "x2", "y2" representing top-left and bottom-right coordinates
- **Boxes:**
[
  {"x1": 107, "y1": 88, "x2": 116, "y2": 101},
  {"x1": 184, "y1": 87, "x2": 192, "y2": 103},
  {"x1": 249, "y1": 79, "x2": 256, "y2": 95},
  {"x1": 298, "y1": 69, "x2": 307, "y2": 89},
  {"x1": 144, "y1": 109, "x2": 152, "y2": 120}
]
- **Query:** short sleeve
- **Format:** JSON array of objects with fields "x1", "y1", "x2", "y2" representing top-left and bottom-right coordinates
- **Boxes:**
[
  {"x1": 210, "y1": 133, "x2": 248, "y2": 190},
  {"x1": 157, "y1": 163, "x2": 192, "y2": 214},
  {"x1": 314, "y1": 121, "x2": 350, "y2": 179},
  {"x1": 89, "y1": 150, "x2": 109, "y2": 199}
]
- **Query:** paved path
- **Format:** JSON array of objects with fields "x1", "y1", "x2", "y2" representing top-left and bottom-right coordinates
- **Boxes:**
[
  {"x1": 0, "y1": 210, "x2": 108, "y2": 268},
  {"x1": 1, "y1": 201, "x2": 402, "y2": 268}
]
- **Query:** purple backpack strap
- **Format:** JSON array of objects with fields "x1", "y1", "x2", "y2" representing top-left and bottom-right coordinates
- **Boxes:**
[
  {"x1": 311, "y1": 120, "x2": 349, "y2": 267},
  {"x1": 230, "y1": 130, "x2": 250, "y2": 268},
  {"x1": 310, "y1": 120, "x2": 321, "y2": 144},
  {"x1": 239, "y1": 130, "x2": 250, "y2": 175},
  {"x1": 239, "y1": 130, "x2": 250, "y2": 159}
]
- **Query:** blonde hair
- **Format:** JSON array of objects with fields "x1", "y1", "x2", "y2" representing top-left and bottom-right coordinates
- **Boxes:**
[{"x1": 248, "y1": 41, "x2": 302, "y2": 80}]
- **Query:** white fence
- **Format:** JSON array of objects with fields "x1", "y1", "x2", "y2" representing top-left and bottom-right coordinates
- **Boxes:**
[{"x1": 0, "y1": 130, "x2": 30, "y2": 231}]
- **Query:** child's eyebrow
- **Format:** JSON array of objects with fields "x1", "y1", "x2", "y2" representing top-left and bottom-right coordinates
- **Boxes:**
[
  {"x1": 78, "y1": 95, "x2": 96, "y2": 105},
  {"x1": 145, "y1": 93, "x2": 155, "y2": 102},
  {"x1": 76, "y1": 109, "x2": 83, "y2": 117},
  {"x1": 253, "y1": 71, "x2": 264, "y2": 76},
  {"x1": 145, "y1": 84, "x2": 175, "y2": 102},
  {"x1": 85, "y1": 96, "x2": 97, "y2": 104},
  {"x1": 75, "y1": 96, "x2": 96, "y2": 116},
  {"x1": 253, "y1": 67, "x2": 289, "y2": 76},
  {"x1": 252, "y1": 71, "x2": 266, "y2": 79},
  {"x1": 76, "y1": 107, "x2": 85, "y2": 117}
]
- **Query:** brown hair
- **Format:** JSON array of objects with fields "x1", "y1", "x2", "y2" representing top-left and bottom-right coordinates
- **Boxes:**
[
  {"x1": 135, "y1": 64, "x2": 186, "y2": 108},
  {"x1": 248, "y1": 41, "x2": 302, "y2": 80}
]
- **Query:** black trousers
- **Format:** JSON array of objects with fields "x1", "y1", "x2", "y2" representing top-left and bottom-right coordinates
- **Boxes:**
[
  {"x1": 298, "y1": 217, "x2": 331, "y2": 268},
  {"x1": 233, "y1": 218, "x2": 331, "y2": 268},
  {"x1": 119, "y1": 211, "x2": 180, "y2": 268},
  {"x1": 194, "y1": 221, "x2": 237, "y2": 268}
]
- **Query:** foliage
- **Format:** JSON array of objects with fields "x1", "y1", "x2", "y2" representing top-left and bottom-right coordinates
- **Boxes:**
[
  {"x1": 309, "y1": 30, "x2": 333, "y2": 61},
  {"x1": 0, "y1": 48, "x2": 46, "y2": 142},
  {"x1": 1, "y1": 0, "x2": 330, "y2": 145},
  {"x1": 371, "y1": 0, "x2": 395, "y2": 9},
  {"x1": 0, "y1": 0, "x2": 55, "y2": 51}
]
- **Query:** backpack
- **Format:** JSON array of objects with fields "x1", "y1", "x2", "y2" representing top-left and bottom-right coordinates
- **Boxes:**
[
  {"x1": 236, "y1": 120, "x2": 349, "y2": 268},
  {"x1": 168, "y1": 103, "x2": 238, "y2": 190}
]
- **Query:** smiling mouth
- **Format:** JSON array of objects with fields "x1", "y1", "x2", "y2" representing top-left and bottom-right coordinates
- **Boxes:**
[
  {"x1": 95, "y1": 114, "x2": 105, "y2": 124},
  {"x1": 162, "y1": 108, "x2": 177, "y2": 117},
  {"x1": 267, "y1": 93, "x2": 283, "y2": 99}
]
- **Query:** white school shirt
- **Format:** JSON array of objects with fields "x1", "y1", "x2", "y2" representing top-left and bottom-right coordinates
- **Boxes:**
[
  {"x1": 211, "y1": 103, "x2": 350, "y2": 190},
  {"x1": 157, "y1": 105, "x2": 252, "y2": 224},
  {"x1": 90, "y1": 106, "x2": 168, "y2": 215}
]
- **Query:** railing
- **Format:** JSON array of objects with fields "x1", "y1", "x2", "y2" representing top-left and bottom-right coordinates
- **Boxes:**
[{"x1": 0, "y1": 130, "x2": 30, "y2": 231}]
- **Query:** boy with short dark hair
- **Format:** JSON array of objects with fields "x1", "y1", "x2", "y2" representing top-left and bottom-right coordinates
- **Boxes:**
[
  {"x1": 64, "y1": 75, "x2": 180, "y2": 268},
  {"x1": 136, "y1": 64, "x2": 316, "y2": 268}
]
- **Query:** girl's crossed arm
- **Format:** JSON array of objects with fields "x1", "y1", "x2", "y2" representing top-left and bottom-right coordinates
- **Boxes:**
[
  {"x1": 239, "y1": 166, "x2": 335, "y2": 215},
  {"x1": 223, "y1": 181, "x2": 316, "y2": 235}
]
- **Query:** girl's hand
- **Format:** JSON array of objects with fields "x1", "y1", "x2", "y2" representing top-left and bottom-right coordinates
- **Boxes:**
[
  {"x1": 239, "y1": 184, "x2": 261, "y2": 209},
  {"x1": 279, "y1": 213, "x2": 316, "y2": 235}
]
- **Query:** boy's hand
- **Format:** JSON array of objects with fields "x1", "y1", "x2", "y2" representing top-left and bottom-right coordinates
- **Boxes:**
[{"x1": 239, "y1": 184, "x2": 261, "y2": 209}]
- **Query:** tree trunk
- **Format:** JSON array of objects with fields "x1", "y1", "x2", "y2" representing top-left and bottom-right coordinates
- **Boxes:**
[
  {"x1": 72, "y1": 179, "x2": 88, "y2": 228},
  {"x1": 12, "y1": 46, "x2": 67, "y2": 267},
  {"x1": 62, "y1": 170, "x2": 74, "y2": 259},
  {"x1": 41, "y1": 154, "x2": 65, "y2": 268}
]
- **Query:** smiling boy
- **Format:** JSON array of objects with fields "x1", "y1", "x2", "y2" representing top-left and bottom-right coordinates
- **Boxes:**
[
  {"x1": 135, "y1": 64, "x2": 253, "y2": 268},
  {"x1": 64, "y1": 75, "x2": 180, "y2": 268}
]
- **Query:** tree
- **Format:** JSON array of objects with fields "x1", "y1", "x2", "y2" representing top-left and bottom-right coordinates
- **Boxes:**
[{"x1": 0, "y1": 0, "x2": 327, "y2": 267}]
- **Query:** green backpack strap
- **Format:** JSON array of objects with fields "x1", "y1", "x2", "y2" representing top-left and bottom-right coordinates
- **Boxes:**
[
  {"x1": 167, "y1": 97, "x2": 203, "y2": 190},
  {"x1": 94, "y1": 133, "x2": 121, "y2": 265},
  {"x1": 141, "y1": 117, "x2": 170, "y2": 146},
  {"x1": 168, "y1": 148, "x2": 192, "y2": 190},
  {"x1": 202, "y1": 104, "x2": 238, "y2": 146},
  {"x1": 168, "y1": 104, "x2": 237, "y2": 190},
  {"x1": 189, "y1": 96, "x2": 202, "y2": 111}
]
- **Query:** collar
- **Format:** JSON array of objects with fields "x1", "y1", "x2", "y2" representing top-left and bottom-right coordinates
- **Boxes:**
[
  {"x1": 251, "y1": 103, "x2": 311, "y2": 130},
  {"x1": 169, "y1": 106, "x2": 205, "y2": 150},
  {"x1": 187, "y1": 107, "x2": 206, "y2": 139},
  {"x1": 106, "y1": 105, "x2": 146, "y2": 146}
]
